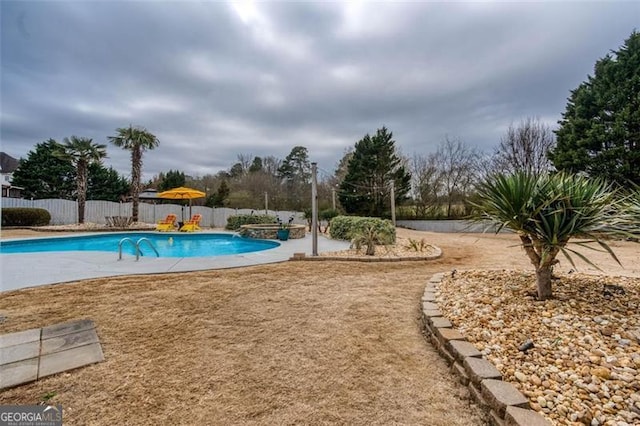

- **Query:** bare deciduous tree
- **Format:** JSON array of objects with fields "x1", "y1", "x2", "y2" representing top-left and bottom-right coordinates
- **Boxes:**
[
  {"x1": 492, "y1": 117, "x2": 556, "y2": 175},
  {"x1": 236, "y1": 154, "x2": 254, "y2": 175},
  {"x1": 261, "y1": 156, "x2": 283, "y2": 177},
  {"x1": 410, "y1": 153, "x2": 442, "y2": 217},
  {"x1": 435, "y1": 137, "x2": 482, "y2": 217}
]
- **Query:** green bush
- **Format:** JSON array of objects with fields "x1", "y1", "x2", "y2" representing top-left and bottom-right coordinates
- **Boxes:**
[
  {"x1": 225, "y1": 213, "x2": 276, "y2": 230},
  {"x1": 1, "y1": 208, "x2": 51, "y2": 227},
  {"x1": 329, "y1": 215, "x2": 395, "y2": 244},
  {"x1": 319, "y1": 208, "x2": 340, "y2": 222}
]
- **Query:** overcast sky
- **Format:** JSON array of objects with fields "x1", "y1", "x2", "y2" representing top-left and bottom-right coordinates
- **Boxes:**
[{"x1": 1, "y1": 1, "x2": 638, "y2": 181}]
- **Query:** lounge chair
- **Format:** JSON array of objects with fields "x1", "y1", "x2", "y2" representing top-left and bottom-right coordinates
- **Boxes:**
[
  {"x1": 156, "y1": 214, "x2": 178, "y2": 232},
  {"x1": 180, "y1": 214, "x2": 202, "y2": 232}
]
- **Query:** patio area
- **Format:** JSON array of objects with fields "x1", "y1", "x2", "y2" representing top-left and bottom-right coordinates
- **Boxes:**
[{"x1": 0, "y1": 231, "x2": 350, "y2": 292}]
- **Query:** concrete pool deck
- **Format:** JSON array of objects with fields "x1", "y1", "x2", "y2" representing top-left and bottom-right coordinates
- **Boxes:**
[{"x1": 0, "y1": 231, "x2": 351, "y2": 292}]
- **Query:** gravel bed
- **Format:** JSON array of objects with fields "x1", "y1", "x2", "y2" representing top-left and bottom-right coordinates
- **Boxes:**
[
  {"x1": 437, "y1": 270, "x2": 640, "y2": 426},
  {"x1": 320, "y1": 236, "x2": 439, "y2": 258}
]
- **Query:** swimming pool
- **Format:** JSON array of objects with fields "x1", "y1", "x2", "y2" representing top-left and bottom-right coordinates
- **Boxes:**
[{"x1": 0, "y1": 232, "x2": 280, "y2": 258}]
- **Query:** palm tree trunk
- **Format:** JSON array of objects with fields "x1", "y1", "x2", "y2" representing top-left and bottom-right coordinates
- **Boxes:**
[
  {"x1": 365, "y1": 243, "x2": 375, "y2": 256},
  {"x1": 535, "y1": 266, "x2": 553, "y2": 300},
  {"x1": 520, "y1": 235, "x2": 553, "y2": 300},
  {"x1": 131, "y1": 148, "x2": 142, "y2": 222},
  {"x1": 77, "y1": 163, "x2": 87, "y2": 224}
]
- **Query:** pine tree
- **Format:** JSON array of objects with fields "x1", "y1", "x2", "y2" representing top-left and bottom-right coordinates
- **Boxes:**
[
  {"x1": 11, "y1": 139, "x2": 76, "y2": 199},
  {"x1": 206, "y1": 180, "x2": 230, "y2": 207},
  {"x1": 550, "y1": 31, "x2": 640, "y2": 186},
  {"x1": 87, "y1": 164, "x2": 130, "y2": 201},
  {"x1": 278, "y1": 146, "x2": 311, "y2": 210},
  {"x1": 159, "y1": 169, "x2": 186, "y2": 191},
  {"x1": 338, "y1": 127, "x2": 411, "y2": 217}
]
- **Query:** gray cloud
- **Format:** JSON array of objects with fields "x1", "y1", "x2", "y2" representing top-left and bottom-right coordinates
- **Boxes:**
[{"x1": 1, "y1": 1, "x2": 638, "y2": 180}]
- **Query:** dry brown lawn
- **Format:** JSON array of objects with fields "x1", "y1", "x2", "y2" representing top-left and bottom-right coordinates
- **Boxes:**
[{"x1": 1, "y1": 228, "x2": 639, "y2": 425}]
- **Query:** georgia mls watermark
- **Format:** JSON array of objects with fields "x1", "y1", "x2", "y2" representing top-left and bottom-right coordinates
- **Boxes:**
[{"x1": 0, "y1": 405, "x2": 62, "y2": 426}]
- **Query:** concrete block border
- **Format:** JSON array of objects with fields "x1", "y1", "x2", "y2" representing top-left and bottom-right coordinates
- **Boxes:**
[{"x1": 423, "y1": 272, "x2": 551, "y2": 426}]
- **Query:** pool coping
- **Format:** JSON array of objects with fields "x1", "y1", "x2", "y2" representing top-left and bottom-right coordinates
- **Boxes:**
[{"x1": 0, "y1": 231, "x2": 351, "y2": 293}]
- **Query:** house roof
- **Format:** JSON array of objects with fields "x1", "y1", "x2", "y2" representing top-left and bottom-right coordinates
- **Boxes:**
[{"x1": 0, "y1": 152, "x2": 20, "y2": 173}]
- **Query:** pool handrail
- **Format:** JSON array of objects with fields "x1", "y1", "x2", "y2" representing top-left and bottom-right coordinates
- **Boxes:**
[
  {"x1": 118, "y1": 237, "x2": 160, "y2": 261},
  {"x1": 136, "y1": 238, "x2": 159, "y2": 260},
  {"x1": 118, "y1": 238, "x2": 137, "y2": 260}
]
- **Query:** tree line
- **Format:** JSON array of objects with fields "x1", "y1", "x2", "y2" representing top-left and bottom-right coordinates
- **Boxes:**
[{"x1": 11, "y1": 31, "x2": 640, "y2": 225}]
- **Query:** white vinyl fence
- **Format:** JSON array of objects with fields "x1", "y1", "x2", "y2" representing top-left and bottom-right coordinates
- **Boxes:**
[{"x1": 1, "y1": 198, "x2": 304, "y2": 228}]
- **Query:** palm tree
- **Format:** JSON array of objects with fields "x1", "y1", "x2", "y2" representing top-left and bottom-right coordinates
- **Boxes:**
[
  {"x1": 57, "y1": 137, "x2": 107, "y2": 223},
  {"x1": 472, "y1": 172, "x2": 621, "y2": 301},
  {"x1": 108, "y1": 125, "x2": 160, "y2": 222}
]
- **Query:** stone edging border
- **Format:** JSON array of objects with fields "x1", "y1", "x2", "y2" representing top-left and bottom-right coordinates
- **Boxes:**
[
  {"x1": 289, "y1": 246, "x2": 443, "y2": 262},
  {"x1": 423, "y1": 272, "x2": 551, "y2": 426}
]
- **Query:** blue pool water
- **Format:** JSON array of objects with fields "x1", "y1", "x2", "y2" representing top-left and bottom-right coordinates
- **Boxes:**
[{"x1": 0, "y1": 232, "x2": 280, "y2": 258}]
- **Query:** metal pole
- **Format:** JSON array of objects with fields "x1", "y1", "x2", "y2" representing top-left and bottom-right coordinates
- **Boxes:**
[
  {"x1": 311, "y1": 162, "x2": 318, "y2": 256},
  {"x1": 265, "y1": 192, "x2": 268, "y2": 214},
  {"x1": 390, "y1": 181, "x2": 396, "y2": 226},
  {"x1": 332, "y1": 188, "x2": 336, "y2": 210}
]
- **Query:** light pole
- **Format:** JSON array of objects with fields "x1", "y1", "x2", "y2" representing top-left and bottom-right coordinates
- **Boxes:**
[
  {"x1": 264, "y1": 192, "x2": 268, "y2": 214},
  {"x1": 311, "y1": 162, "x2": 318, "y2": 256}
]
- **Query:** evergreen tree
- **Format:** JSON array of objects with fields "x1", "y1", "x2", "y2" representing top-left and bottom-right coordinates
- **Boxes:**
[
  {"x1": 12, "y1": 139, "x2": 129, "y2": 203},
  {"x1": 11, "y1": 139, "x2": 75, "y2": 199},
  {"x1": 278, "y1": 146, "x2": 311, "y2": 210},
  {"x1": 278, "y1": 146, "x2": 311, "y2": 183},
  {"x1": 229, "y1": 163, "x2": 244, "y2": 178},
  {"x1": 338, "y1": 127, "x2": 411, "y2": 217},
  {"x1": 87, "y1": 163, "x2": 130, "y2": 201},
  {"x1": 158, "y1": 169, "x2": 186, "y2": 191},
  {"x1": 249, "y1": 156, "x2": 263, "y2": 173},
  {"x1": 549, "y1": 31, "x2": 640, "y2": 186},
  {"x1": 206, "y1": 180, "x2": 230, "y2": 207}
]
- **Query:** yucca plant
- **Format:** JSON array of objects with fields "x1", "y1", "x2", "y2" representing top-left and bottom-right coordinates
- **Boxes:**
[
  {"x1": 612, "y1": 188, "x2": 640, "y2": 239},
  {"x1": 350, "y1": 225, "x2": 393, "y2": 256},
  {"x1": 472, "y1": 172, "x2": 621, "y2": 300},
  {"x1": 405, "y1": 238, "x2": 430, "y2": 252}
]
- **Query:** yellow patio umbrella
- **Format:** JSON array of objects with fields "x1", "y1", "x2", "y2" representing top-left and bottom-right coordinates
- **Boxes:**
[{"x1": 157, "y1": 186, "x2": 206, "y2": 220}]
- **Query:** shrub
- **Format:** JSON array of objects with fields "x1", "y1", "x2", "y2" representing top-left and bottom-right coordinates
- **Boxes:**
[
  {"x1": 225, "y1": 213, "x2": 276, "y2": 230},
  {"x1": 319, "y1": 208, "x2": 340, "y2": 222},
  {"x1": 1, "y1": 208, "x2": 51, "y2": 227},
  {"x1": 319, "y1": 208, "x2": 340, "y2": 232},
  {"x1": 329, "y1": 215, "x2": 395, "y2": 244}
]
